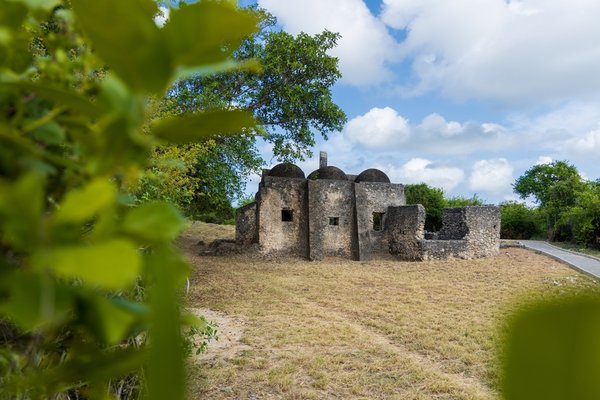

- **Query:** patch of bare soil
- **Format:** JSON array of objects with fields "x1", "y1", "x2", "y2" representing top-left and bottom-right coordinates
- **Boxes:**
[
  {"x1": 188, "y1": 308, "x2": 251, "y2": 362},
  {"x1": 182, "y1": 222, "x2": 600, "y2": 400}
]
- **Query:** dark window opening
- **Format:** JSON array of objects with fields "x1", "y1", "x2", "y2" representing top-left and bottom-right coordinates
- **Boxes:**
[
  {"x1": 329, "y1": 217, "x2": 339, "y2": 226},
  {"x1": 281, "y1": 209, "x2": 293, "y2": 222},
  {"x1": 373, "y1": 212, "x2": 385, "y2": 231}
]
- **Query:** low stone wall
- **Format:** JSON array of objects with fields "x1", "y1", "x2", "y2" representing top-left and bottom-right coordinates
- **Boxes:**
[{"x1": 387, "y1": 205, "x2": 500, "y2": 261}]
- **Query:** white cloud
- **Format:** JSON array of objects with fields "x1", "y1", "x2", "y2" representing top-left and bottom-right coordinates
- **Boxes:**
[
  {"x1": 384, "y1": 158, "x2": 464, "y2": 191},
  {"x1": 565, "y1": 128, "x2": 600, "y2": 153},
  {"x1": 535, "y1": 156, "x2": 553, "y2": 165},
  {"x1": 257, "y1": 0, "x2": 399, "y2": 86},
  {"x1": 343, "y1": 107, "x2": 410, "y2": 148},
  {"x1": 382, "y1": 0, "x2": 600, "y2": 104},
  {"x1": 342, "y1": 107, "x2": 506, "y2": 154},
  {"x1": 468, "y1": 159, "x2": 514, "y2": 194}
]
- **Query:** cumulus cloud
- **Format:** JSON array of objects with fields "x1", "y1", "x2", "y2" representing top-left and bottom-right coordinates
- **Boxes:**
[
  {"x1": 384, "y1": 158, "x2": 464, "y2": 191},
  {"x1": 565, "y1": 128, "x2": 600, "y2": 154},
  {"x1": 257, "y1": 0, "x2": 399, "y2": 86},
  {"x1": 342, "y1": 107, "x2": 506, "y2": 155},
  {"x1": 535, "y1": 156, "x2": 553, "y2": 165},
  {"x1": 343, "y1": 107, "x2": 410, "y2": 148},
  {"x1": 382, "y1": 0, "x2": 600, "y2": 104},
  {"x1": 468, "y1": 159, "x2": 514, "y2": 194}
]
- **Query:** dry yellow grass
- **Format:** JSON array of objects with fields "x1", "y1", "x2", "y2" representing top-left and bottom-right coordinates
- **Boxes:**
[{"x1": 181, "y1": 222, "x2": 599, "y2": 399}]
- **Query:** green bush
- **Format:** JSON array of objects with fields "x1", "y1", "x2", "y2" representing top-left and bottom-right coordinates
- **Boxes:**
[
  {"x1": 500, "y1": 202, "x2": 544, "y2": 239},
  {"x1": 0, "y1": 1, "x2": 258, "y2": 398}
]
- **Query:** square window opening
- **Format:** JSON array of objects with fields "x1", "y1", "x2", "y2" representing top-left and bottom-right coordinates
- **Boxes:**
[
  {"x1": 372, "y1": 212, "x2": 385, "y2": 231},
  {"x1": 281, "y1": 209, "x2": 293, "y2": 222},
  {"x1": 329, "y1": 217, "x2": 339, "y2": 226}
]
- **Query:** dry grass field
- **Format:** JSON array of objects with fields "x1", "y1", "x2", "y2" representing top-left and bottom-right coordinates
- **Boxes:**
[{"x1": 180, "y1": 222, "x2": 599, "y2": 400}]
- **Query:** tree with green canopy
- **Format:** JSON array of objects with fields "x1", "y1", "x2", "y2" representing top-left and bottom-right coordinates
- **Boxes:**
[
  {"x1": 404, "y1": 183, "x2": 446, "y2": 231},
  {"x1": 513, "y1": 160, "x2": 585, "y2": 240},
  {"x1": 139, "y1": 6, "x2": 347, "y2": 216}
]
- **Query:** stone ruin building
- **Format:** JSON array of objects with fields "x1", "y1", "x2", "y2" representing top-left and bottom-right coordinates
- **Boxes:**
[{"x1": 236, "y1": 152, "x2": 500, "y2": 261}]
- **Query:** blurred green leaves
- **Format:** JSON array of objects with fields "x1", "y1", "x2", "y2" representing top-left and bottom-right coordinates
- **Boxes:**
[
  {"x1": 123, "y1": 201, "x2": 185, "y2": 242},
  {"x1": 71, "y1": 0, "x2": 259, "y2": 94},
  {"x1": 501, "y1": 295, "x2": 600, "y2": 400},
  {"x1": 0, "y1": 0, "x2": 259, "y2": 398},
  {"x1": 152, "y1": 109, "x2": 256, "y2": 144},
  {"x1": 55, "y1": 179, "x2": 116, "y2": 223},
  {"x1": 40, "y1": 240, "x2": 141, "y2": 291}
]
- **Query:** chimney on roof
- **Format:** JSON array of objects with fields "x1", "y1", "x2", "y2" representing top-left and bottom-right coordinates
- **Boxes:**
[{"x1": 319, "y1": 151, "x2": 328, "y2": 168}]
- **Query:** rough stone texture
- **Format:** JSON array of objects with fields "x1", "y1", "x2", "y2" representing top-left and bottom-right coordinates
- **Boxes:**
[
  {"x1": 438, "y1": 208, "x2": 469, "y2": 240},
  {"x1": 268, "y1": 163, "x2": 305, "y2": 179},
  {"x1": 235, "y1": 202, "x2": 258, "y2": 245},
  {"x1": 421, "y1": 240, "x2": 469, "y2": 260},
  {"x1": 387, "y1": 205, "x2": 426, "y2": 261},
  {"x1": 462, "y1": 206, "x2": 501, "y2": 258},
  {"x1": 308, "y1": 179, "x2": 355, "y2": 260},
  {"x1": 319, "y1": 151, "x2": 328, "y2": 168},
  {"x1": 355, "y1": 168, "x2": 391, "y2": 184},
  {"x1": 421, "y1": 206, "x2": 500, "y2": 260},
  {"x1": 355, "y1": 182, "x2": 406, "y2": 261},
  {"x1": 256, "y1": 177, "x2": 308, "y2": 257},
  {"x1": 307, "y1": 166, "x2": 347, "y2": 181}
]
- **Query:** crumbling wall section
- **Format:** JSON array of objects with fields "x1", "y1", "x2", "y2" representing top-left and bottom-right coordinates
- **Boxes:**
[
  {"x1": 421, "y1": 206, "x2": 500, "y2": 260},
  {"x1": 355, "y1": 182, "x2": 405, "y2": 261},
  {"x1": 235, "y1": 202, "x2": 257, "y2": 245},
  {"x1": 387, "y1": 204, "x2": 425, "y2": 261},
  {"x1": 257, "y1": 177, "x2": 308, "y2": 257},
  {"x1": 437, "y1": 208, "x2": 469, "y2": 240},
  {"x1": 308, "y1": 180, "x2": 355, "y2": 260}
]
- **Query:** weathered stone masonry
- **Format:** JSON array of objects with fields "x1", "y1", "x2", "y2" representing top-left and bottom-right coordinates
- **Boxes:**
[{"x1": 236, "y1": 153, "x2": 500, "y2": 261}]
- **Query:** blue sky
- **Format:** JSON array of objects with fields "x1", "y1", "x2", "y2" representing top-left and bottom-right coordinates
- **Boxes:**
[{"x1": 244, "y1": 1, "x2": 600, "y2": 203}]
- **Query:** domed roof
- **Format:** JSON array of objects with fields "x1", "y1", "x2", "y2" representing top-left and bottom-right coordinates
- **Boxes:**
[
  {"x1": 307, "y1": 165, "x2": 347, "y2": 181},
  {"x1": 355, "y1": 168, "x2": 390, "y2": 183},
  {"x1": 267, "y1": 163, "x2": 305, "y2": 179}
]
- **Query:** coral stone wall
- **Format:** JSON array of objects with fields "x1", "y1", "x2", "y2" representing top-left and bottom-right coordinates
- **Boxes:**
[
  {"x1": 463, "y1": 206, "x2": 501, "y2": 258},
  {"x1": 235, "y1": 202, "x2": 258, "y2": 245},
  {"x1": 387, "y1": 204, "x2": 426, "y2": 261},
  {"x1": 437, "y1": 208, "x2": 469, "y2": 240},
  {"x1": 308, "y1": 179, "x2": 355, "y2": 260},
  {"x1": 257, "y1": 177, "x2": 308, "y2": 257},
  {"x1": 355, "y1": 182, "x2": 406, "y2": 261}
]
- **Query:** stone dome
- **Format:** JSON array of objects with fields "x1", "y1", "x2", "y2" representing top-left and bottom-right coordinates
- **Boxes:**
[
  {"x1": 307, "y1": 165, "x2": 347, "y2": 181},
  {"x1": 355, "y1": 168, "x2": 390, "y2": 183},
  {"x1": 267, "y1": 163, "x2": 305, "y2": 179}
]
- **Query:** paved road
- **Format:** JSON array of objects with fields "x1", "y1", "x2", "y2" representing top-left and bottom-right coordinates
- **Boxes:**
[{"x1": 518, "y1": 240, "x2": 600, "y2": 279}]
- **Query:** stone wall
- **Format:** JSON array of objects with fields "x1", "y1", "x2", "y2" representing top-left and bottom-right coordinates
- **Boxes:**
[
  {"x1": 421, "y1": 206, "x2": 500, "y2": 260},
  {"x1": 355, "y1": 182, "x2": 405, "y2": 260},
  {"x1": 256, "y1": 177, "x2": 308, "y2": 257},
  {"x1": 308, "y1": 179, "x2": 355, "y2": 260},
  {"x1": 235, "y1": 202, "x2": 257, "y2": 245},
  {"x1": 421, "y1": 240, "x2": 469, "y2": 260},
  {"x1": 462, "y1": 206, "x2": 501, "y2": 258},
  {"x1": 437, "y1": 208, "x2": 469, "y2": 240},
  {"x1": 387, "y1": 204, "x2": 425, "y2": 261}
]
